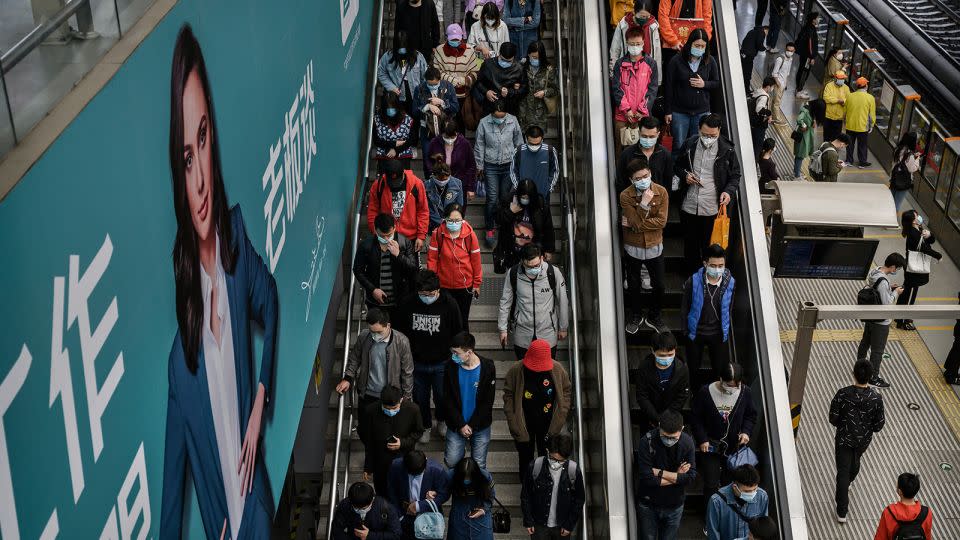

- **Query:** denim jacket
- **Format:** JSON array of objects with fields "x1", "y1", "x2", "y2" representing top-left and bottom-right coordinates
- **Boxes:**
[
  {"x1": 474, "y1": 113, "x2": 524, "y2": 167},
  {"x1": 424, "y1": 175, "x2": 465, "y2": 231}
]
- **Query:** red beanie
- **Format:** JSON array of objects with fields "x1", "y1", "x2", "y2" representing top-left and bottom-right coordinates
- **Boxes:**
[{"x1": 522, "y1": 339, "x2": 554, "y2": 372}]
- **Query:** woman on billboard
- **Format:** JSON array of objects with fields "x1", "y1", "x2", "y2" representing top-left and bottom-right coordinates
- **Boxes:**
[{"x1": 161, "y1": 24, "x2": 278, "y2": 539}]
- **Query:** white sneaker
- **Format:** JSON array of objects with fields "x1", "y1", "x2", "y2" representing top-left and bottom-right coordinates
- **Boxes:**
[{"x1": 836, "y1": 512, "x2": 848, "y2": 524}]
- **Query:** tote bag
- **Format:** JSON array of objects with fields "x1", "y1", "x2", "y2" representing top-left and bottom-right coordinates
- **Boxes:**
[
  {"x1": 907, "y1": 237, "x2": 933, "y2": 274},
  {"x1": 710, "y1": 205, "x2": 730, "y2": 249}
]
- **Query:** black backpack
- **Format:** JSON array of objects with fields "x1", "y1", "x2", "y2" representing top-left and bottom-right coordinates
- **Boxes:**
[
  {"x1": 890, "y1": 159, "x2": 914, "y2": 191},
  {"x1": 857, "y1": 277, "x2": 887, "y2": 323},
  {"x1": 747, "y1": 95, "x2": 771, "y2": 129},
  {"x1": 889, "y1": 505, "x2": 929, "y2": 540}
]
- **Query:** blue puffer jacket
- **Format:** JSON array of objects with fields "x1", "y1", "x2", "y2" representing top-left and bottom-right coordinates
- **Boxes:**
[
  {"x1": 424, "y1": 175, "x2": 465, "y2": 232},
  {"x1": 682, "y1": 268, "x2": 734, "y2": 341}
]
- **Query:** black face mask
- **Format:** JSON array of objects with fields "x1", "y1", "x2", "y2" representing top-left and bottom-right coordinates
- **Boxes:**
[{"x1": 388, "y1": 173, "x2": 405, "y2": 190}]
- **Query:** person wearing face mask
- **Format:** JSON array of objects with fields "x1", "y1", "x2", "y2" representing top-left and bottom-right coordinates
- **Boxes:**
[
  {"x1": 793, "y1": 13, "x2": 820, "y2": 98},
  {"x1": 353, "y1": 213, "x2": 419, "y2": 311},
  {"x1": 663, "y1": 29, "x2": 720, "y2": 156},
  {"x1": 426, "y1": 121, "x2": 477, "y2": 199},
  {"x1": 473, "y1": 41, "x2": 528, "y2": 115},
  {"x1": 464, "y1": 0, "x2": 504, "y2": 29},
  {"x1": 615, "y1": 116, "x2": 674, "y2": 194},
  {"x1": 681, "y1": 244, "x2": 735, "y2": 386},
  {"x1": 896, "y1": 210, "x2": 941, "y2": 331},
  {"x1": 423, "y1": 157, "x2": 465, "y2": 233},
  {"x1": 374, "y1": 93, "x2": 415, "y2": 172},
  {"x1": 396, "y1": 0, "x2": 442, "y2": 63},
  {"x1": 767, "y1": 42, "x2": 795, "y2": 121},
  {"x1": 635, "y1": 331, "x2": 690, "y2": 430},
  {"x1": 494, "y1": 178, "x2": 556, "y2": 272},
  {"x1": 503, "y1": 339, "x2": 573, "y2": 478},
  {"x1": 814, "y1": 132, "x2": 850, "y2": 182},
  {"x1": 690, "y1": 363, "x2": 758, "y2": 518},
  {"x1": 467, "y1": 2, "x2": 510, "y2": 62},
  {"x1": 503, "y1": 0, "x2": 541, "y2": 62},
  {"x1": 441, "y1": 332, "x2": 497, "y2": 469},
  {"x1": 706, "y1": 465, "x2": 769, "y2": 540},
  {"x1": 520, "y1": 433, "x2": 586, "y2": 539},
  {"x1": 386, "y1": 450, "x2": 451, "y2": 539},
  {"x1": 331, "y1": 481, "x2": 402, "y2": 540},
  {"x1": 792, "y1": 99, "x2": 825, "y2": 180},
  {"x1": 633, "y1": 410, "x2": 697, "y2": 539},
  {"x1": 620, "y1": 157, "x2": 669, "y2": 334},
  {"x1": 822, "y1": 70, "x2": 850, "y2": 143},
  {"x1": 367, "y1": 159, "x2": 430, "y2": 252},
  {"x1": 611, "y1": 26, "x2": 660, "y2": 155},
  {"x1": 393, "y1": 270, "x2": 464, "y2": 442},
  {"x1": 674, "y1": 114, "x2": 742, "y2": 274},
  {"x1": 447, "y1": 458, "x2": 496, "y2": 540},
  {"x1": 433, "y1": 24, "x2": 483, "y2": 119},
  {"x1": 829, "y1": 359, "x2": 886, "y2": 523},
  {"x1": 427, "y1": 204, "x2": 483, "y2": 330},
  {"x1": 377, "y1": 30, "x2": 429, "y2": 110},
  {"x1": 844, "y1": 77, "x2": 877, "y2": 168},
  {"x1": 498, "y1": 244, "x2": 570, "y2": 357},
  {"x1": 857, "y1": 253, "x2": 905, "y2": 388},
  {"x1": 358, "y1": 385, "x2": 424, "y2": 496},
  {"x1": 339, "y1": 308, "x2": 416, "y2": 432},
  {"x1": 510, "y1": 124, "x2": 560, "y2": 199},
  {"x1": 413, "y1": 67, "x2": 460, "y2": 161},
  {"x1": 748, "y1": 77, "x2": 775, "y2": 155},
  {"x1": 822, "y1": 48, "x2": 849, "y2": 96},
  {"x1": 474, "y1": 101, "x2": 523, "y2": 245},
  {"x1": 519, "y1": 41, "x2": 559, "y2": 132},
  {"x1": 610, "y1": 1, "x2": 662, "y2": 82}
]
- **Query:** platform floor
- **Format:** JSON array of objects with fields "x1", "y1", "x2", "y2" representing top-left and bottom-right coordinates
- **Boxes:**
[{"x1": 737, "y1": 0, "x2": 960, "y2": 536}]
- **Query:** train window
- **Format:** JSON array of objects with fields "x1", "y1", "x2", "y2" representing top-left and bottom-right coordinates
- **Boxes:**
[
  {"x1": 948, "y1": 166, "x2": 960, "y2": 231},
  {"x1": 909, "y1": 109, "x2": 931, "y2": 156},
  {"x1": 888, "y1": 93, "x2": 906, "y2": 146},
  {"x1": 935, "y1": 149, "x2": 956, "y2": 210},
  {"x1": 923, "y1": 133, "x2": 945, "y2": 189}
]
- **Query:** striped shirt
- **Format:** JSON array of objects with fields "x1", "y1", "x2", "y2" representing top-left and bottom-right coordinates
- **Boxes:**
[{"x1": 379, "y1": 249, "x2": 395, "y2": 307}]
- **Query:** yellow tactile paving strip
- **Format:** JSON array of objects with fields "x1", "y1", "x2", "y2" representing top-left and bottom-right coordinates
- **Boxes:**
[{"x1": 780, "y1": 327, "x2": 960, "y2": 444}]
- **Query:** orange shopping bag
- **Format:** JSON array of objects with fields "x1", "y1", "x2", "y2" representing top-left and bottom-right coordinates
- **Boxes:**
[
  {"x1": 710, "y1": 205, "x2": 730, "y2": 249},
  {"x1": 669, "y1": 17, "x2": 709, "y2": 46}
]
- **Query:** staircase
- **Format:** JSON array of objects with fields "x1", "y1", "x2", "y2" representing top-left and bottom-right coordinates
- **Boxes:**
[{"x1": 315, "y1": 2, "x2": 572, "y2": 539}]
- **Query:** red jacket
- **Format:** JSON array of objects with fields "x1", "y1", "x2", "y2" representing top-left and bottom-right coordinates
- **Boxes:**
[
  {"x1": 367, "y1": 170, "x2": 429, "y2": 241},
  {"x1": 875, "y1": 501, "x2": 932, "y2": 540},
  {"x1": 427, "y1": 220, "x2": 483, "y2": 290}
]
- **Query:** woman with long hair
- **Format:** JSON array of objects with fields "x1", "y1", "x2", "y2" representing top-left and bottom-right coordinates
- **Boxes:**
[
  {"x1": 161, "y1": 24, "x2": 278, "y2": 539},
  {"x1": 518, "y1": 40, "x2": 559, "y2": 132},
  {"x1": 896, "y1": 209, "x2": 943, "y2": 330},
  {"x1": 467, "y1": 2, "x2": 510, "y2": 61},
  {"x1": 890, "y1": 132, "x2": 921, "y2": 211},
  {"x1": 662, "y1": 28, "x2": 719, "y2": 152},
  {"x1": 493, "y1": 178, "x2": 555, "y2": 272},
  {"x1": 757, "y1": 137, "x2": 779, "y2": 194},
  {"x1": 447, "y1": 458, "x2": 496, "y2": 539}
]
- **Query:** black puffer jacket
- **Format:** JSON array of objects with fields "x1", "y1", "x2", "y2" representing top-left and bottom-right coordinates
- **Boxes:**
[
  {"x1": 615, "y1": 143, "x2": 675, "y2": 194},
  {"x1": 829, "y1": 385, "x2": 885, "y2": 448},
  {"x1": 473, "y1": 57, "x2": 529, "y2": 113},
  {"x1": 662, "y1": 54, "x2": 720, "y2": 116},
  {"x1": 673, "y1": 135, "x2": 742, "y2": 206}
]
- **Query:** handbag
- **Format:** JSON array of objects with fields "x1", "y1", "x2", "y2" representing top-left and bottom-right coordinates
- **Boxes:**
[
  {"x1": 492, "y1": 497, "x2": 511, "y2": 533},
  {"x1": 790, "y1": 129, "x2": 802, "y2": 143},
  {"x1": 413, "y1": 499, "x2": 445, "y2": 539},
  {"x1": 620, "y1": 124, "x2": 640, "y2": 146},
  {"x1": 475, "y1": 170, "x2": 487, "y2": 199},
  {"x1": 462, "y1": 92, "x2": 482, "y2": 131},
  {"x1": 710, "y1": 205, "x2": 730, "y2": 249},
  {"x1": 907, "y1": 237, "x2": 933, "y2": 274},
  {"x1": 726, "y1": 445, "x2": 759, "y2": 470},
  {"x1": 905, "y1": 152, "x2": 921, "y2": 173}
]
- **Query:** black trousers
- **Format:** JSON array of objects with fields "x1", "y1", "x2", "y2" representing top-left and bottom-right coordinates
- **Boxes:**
[
  {"x1": 823, "y1": 118, "x2": 844, "y2": 143},
  {"x1": 625, "y1": 253, "x2": 666, "y2": 318},
  {"x1": 742, "y1": 55, "x2": 756, "y2": 89},
  {"x1": 515, "y1": 417, "x2": 550, "y2": 478},
  {"x1": 686, "y1": 333, "x2": 730, "y2": 386},
  {"x1": 680, "y1": 210, "x2": 717, "y2": 275},
  {"x1": 795, "y1": 56, "x2": 812, "y2": 90},
  {"x1": 846, "y1": 129, "x2": 869, "y2": 165},
  {"x1": 531, "y1": 526, "x2": 565, "y2": 539},
  {"x1": 835, "y1": 444, "x2": 867, "y2": 516},
  {"x1": 857, "y1": 322, "x2": 890, "y2": 377},
  {"x1": 944, "y1": 334, "x2": 960, "y2": 378},
  {"x1": 696, "y1": 451, "x2": 730, "y2": 516},
  {"x1": 445, "y1": 287, "x2": 474, "y2": 332},
  {"x1": 896, "y1": 282, "x2": 921, "y2": 322}
]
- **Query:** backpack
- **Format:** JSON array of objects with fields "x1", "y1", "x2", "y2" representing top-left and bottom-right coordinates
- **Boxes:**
[
  {"x1": 890, "y1": 157, "x2": 914, "y2": 191},
  {"x1": 508, "y1": 263, "x2": 560, "y2": 327},
  {"x1": 889, "y1": 505, "x2": 929, "y2": 540},
  {"x1": 531, "y1": 456, "x2": 578, "y2": 485},
  {"x1": 857, "y1": 277, "x2": 886, "y2": 323},
  {"x1": 808, "y1": 144, "x2": 835, "y2": 180},
  {"x1": 747, "y1": 94, "x2": 771, "y2": 129}
]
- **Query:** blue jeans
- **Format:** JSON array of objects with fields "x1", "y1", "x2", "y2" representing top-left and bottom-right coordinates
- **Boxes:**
[
  {"x1": 483, "y1": 162, "x2": 513, "y2": 231},
  {"x1": 444, "y1": 425, "x2": 492, "y2": 470},
  {"x1": 670, "y1": 111, "x2": 708, "y2": 156},
  {"x1": 413, "y1": 362, "x2": 446, "y2": 427},
  {"x1": 636, "y1": 502, "x2": 684, "y2": 540},
  {"x1": 891, "y1": 188, "x2": 909, "y2": 211},
  {"x1": 794, "y1": 156, "x2": 805, "y2": 178}
]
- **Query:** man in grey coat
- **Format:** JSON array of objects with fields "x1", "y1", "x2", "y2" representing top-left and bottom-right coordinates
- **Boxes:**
[
  {"x1": 337, "y1": 307, "x2": 415, "y2": 429},
  {"x1": 498, "y1": 244, "x2": 570, "y2": 359},
  {"x1": 857, "y1": 253, "x2": 905, "y2": 388}
]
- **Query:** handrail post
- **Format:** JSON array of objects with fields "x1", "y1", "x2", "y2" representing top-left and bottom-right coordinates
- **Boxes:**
[{"x1": 788, "y1": 301, "x2": 820, "y2": 437}]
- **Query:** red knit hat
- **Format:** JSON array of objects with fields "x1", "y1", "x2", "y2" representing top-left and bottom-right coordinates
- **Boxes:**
[{"x1": 522, "y1": 339, "x2": 554, "y2": 372}]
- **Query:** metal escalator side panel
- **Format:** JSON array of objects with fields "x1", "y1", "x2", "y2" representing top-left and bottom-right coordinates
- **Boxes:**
[{"x1": 712, "y1": 0, "x2": 809, "y2": 537}]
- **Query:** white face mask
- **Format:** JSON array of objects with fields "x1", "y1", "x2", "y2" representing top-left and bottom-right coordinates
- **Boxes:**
[
  {"x1": 785, "y1": 50, "x2": 794, "y2": 57},
  {"x1": 527, "y1": 143, "x2": 542, "y2": 152},
  {"x1": 627, "y1": 44, "x2": 644, "y2": 56},
  {"x1": 443, "y1": 136, "x2": 457, "y2": 145},
  {"x1": 700, "y1": 135, "x2": 718, "y2": 147},
  {"x1": 485, "y1": 17, "x2": 496, "y2": 26}
]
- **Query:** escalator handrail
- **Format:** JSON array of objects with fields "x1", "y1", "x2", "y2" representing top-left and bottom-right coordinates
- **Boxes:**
[
  {"x1": 551, "y1": 0, "x2": 589, "y2": 537},
  {"x1": 713, "y1": 0, "x2": 809, "y2": 537},
  {"x1": 326, "y1": 0, "x2": 385, "y2": 536}
]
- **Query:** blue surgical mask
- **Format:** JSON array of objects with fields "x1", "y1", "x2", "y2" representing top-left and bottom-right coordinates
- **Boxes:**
[
  {"x1": 738, "y1": 489, "x2": 758, "y2": 502},
  {"x1": 448, "y1": 39, "x2": 462, "y2": 47},
  {"x1": 492, "y1": 116, "x2": 506, "y2": 125},
  {"x1": 372, "y1": 330, "x2": 390, "y2": 343},
  {"x1": 452, "y1": 352, "x2": 464, "y2": 365},
  {"x1": 446, "y1": 219, "x2": 463, "y2": 232},
  {"x1": 383, "y1": 406, "x2": 400, "y2": 417},
  {"x1": 525, "y1": 265, "x2": 542, "y2": 277},
  {"x1": 397, "y1": 47, "x2": 407, "y2": 55},
  {"x1": 420, "y1": 294, "x2": 438, "y2": 305},
  {"x1": 377, "y1": 234, "x2": 393, "y2": 245},
  {"x1": 498, "y1": 58, "x2": 513, "y2": 69},
  {"x1": 916, "y1": 215, "x2": 924, "y2": 225},
  {"x1": 889, "y1": 270, "x2": 898, "y2": 276},
  {"x1": 660, "y1": 435, "x2": 680, "y2": 447},
  {"x1": 639, "y1": 136, "x2": 657, "y2": 149},
  {"x1": 386, "y1": 107, "x2": 398, "y2": 117},
  {"x1": 519, "y1": 196, "x2": 531, "y2": 206},
  {"x1": 633, "y1": 176, "x2": 652, "y2": 191},
  {"x1": 690, "y1": 46, "x2": 706, "y2": 58},
  {"x1": 427, "y1": 83, "x2": 440, "y2": 92},
  {"x1": 463, "y1": 478, "x2": 473, "y2": 485},
  {"x1": 354, "y1": 505, "x2": 371, "y2": 518},
  {"x1": 835, "y1": 79, "x2": 845, "y2": 86},
  {"x1": 529, "y1": 58, "x2": 540, "y2": 67},
  {"x1": 706, "y1": 266, "x2": 724, "y2": 279},
  {"x1": 655, "y1": 355, "x2": 675, "y2": 367}
]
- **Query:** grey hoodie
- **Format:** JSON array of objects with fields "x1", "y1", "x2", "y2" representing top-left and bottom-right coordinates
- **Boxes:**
[
  {"x1": 497, "y1": 262, "x2": 570, "y2": 347},
  {"x1": 866, "y1": 267, "x2": 898, "y2": 325}
]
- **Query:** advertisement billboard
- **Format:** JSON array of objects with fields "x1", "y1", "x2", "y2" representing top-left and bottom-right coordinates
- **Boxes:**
[{"x1": 0, "y1": 0, "x2": 373, "y2": 537}]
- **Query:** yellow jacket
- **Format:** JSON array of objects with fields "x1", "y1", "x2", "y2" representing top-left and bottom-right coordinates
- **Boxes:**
[
  {"x1": 610, "y1": 0, "x2": 634, "y2": 25},
  {"x1": 822, "y1": 82, "x2": 850, "y2": 121},
  {"x1": 845, "y1": 89, "x2": 877, "y2": 132}
]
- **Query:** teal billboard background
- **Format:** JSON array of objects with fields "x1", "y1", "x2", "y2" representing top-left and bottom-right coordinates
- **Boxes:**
[{"x1": 0, "y1": 0, "x2": 372, "y2": 537}]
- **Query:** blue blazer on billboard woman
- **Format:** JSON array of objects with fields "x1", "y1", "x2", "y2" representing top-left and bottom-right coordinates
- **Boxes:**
[{"x1": 161, "y1": 25, "x2": 278, "y2": 539}]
